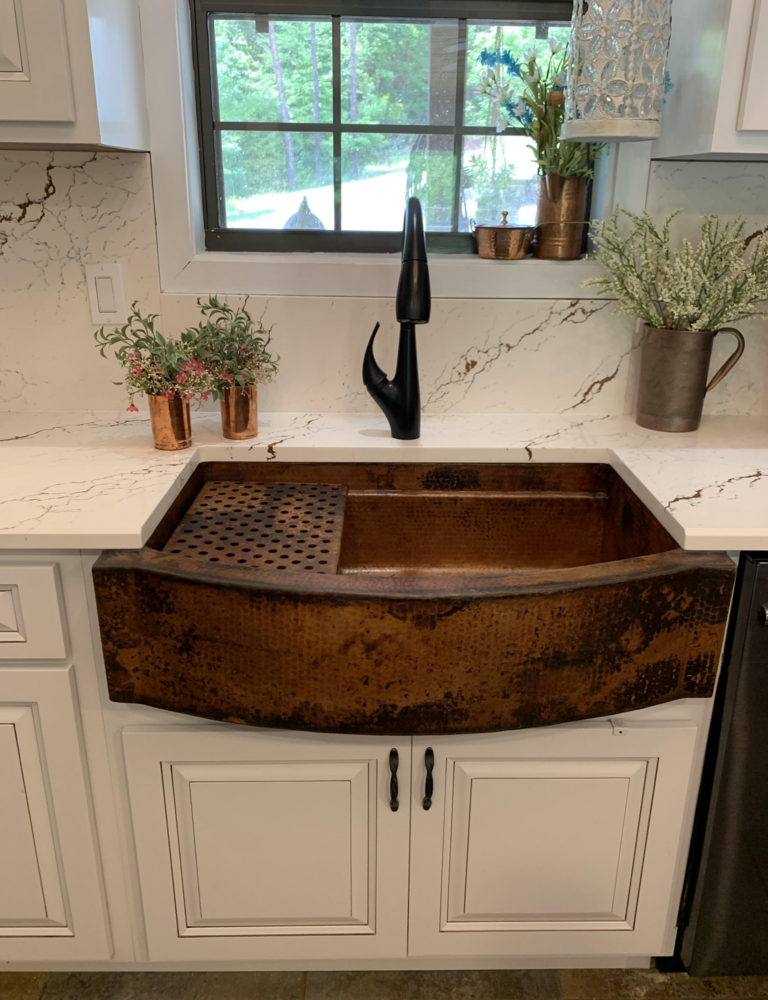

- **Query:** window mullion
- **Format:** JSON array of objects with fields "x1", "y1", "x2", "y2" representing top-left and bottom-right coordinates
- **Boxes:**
[
  {"x1": 332, "y1": 15, "x2": 342, "y2": 232},
  {"x1": 451, "y1": 18, "x2": 468, "y2": 234}
]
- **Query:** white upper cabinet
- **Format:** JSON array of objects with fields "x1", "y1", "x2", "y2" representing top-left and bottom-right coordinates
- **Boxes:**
[
  {"x1": 0, "y1": 0, "x2": 148, "y2": 149},
  {"x1": 654, "y1": 0, "x2": 768, "y2": 158}
]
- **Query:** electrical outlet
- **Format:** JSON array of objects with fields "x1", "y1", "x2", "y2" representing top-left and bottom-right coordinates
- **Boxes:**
[{"x1": 85, "y1": 263, "x2": 128, "y2": 325}]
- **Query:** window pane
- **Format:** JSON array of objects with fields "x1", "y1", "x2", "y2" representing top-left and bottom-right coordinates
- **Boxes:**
[
  {"x1": 221, "y1": 131, "x2": 334, "y2": 230},
  {"x1": 460, "y1": 134, "x2": 539, "y2": 232},
  {"x1": 213, "y1": 16, "x2": 333, "y2": 124},
  {"x1": 341, "y1": 134, "x2": 455, "y2": 231},
  {"x1": 464, "y1": 22, "x2": 571, "y2": 127},
  {"x1": 341, "y1": 20, "x2": 458, "y2": 127}
]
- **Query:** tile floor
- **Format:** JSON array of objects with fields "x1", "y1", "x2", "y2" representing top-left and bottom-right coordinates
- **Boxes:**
[{"x1": 3, "y1": 970, "x2": 768, "y2": 1000}]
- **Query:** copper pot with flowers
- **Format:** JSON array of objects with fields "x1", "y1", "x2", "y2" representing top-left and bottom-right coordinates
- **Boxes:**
[
  {"x1": 475, "y1": 39, "x2": 599, "y2": 260},
  {"x1": 95, "y1": 304, "x2": 212, "y2": 450},
  {"x1": 191, "y1": 296, "x2": 280, "y2": 440}
]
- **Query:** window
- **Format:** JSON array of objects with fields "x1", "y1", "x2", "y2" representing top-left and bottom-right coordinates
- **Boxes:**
[{"x1": 190, "y1": 1, "x2": 573, "y2": 253}]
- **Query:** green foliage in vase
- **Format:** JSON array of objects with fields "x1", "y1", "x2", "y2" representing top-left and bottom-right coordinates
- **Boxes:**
[
  {"x1": 476, "y1": 41, "x2": 598, "y2": 179},
  {"x1": 94, "y1": 304, "x2": 211, "y2": 410},
  {"x1": 584, "y1": 210, "x2": 768, "y2": 331},
  {"x1": 192, "y1": 297, "x2": 280, "y2": 402}
]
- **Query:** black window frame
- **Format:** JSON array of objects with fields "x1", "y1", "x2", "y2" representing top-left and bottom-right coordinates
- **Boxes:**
[{"x1": 189, "y1": 0, "x2": 573, "y2": 254}]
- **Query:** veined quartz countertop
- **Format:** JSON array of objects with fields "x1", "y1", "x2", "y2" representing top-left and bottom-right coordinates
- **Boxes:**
[{"x1": 0, "y1": 409, "x2": 766, "y2": 551}]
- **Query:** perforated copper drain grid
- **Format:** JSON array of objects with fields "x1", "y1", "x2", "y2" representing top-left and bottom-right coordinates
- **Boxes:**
[{"x1": 162, "y1": 482, "x2": 348, "y2": 574}]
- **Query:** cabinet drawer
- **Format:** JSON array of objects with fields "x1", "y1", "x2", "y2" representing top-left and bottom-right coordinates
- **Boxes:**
[{"x1": 0, "y1": 563, "x2": 67, "y2": 659}]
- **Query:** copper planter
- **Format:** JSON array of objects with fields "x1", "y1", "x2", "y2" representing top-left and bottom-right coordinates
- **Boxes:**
[
  {"x1": 220, "y1": 386, "x2": 258, "y2": 440},
  {"x1": 147, "y1": 394, "x2": 192, "y2": 451},
  {"x1": 533, "y1": 174, "x2": 587, "y2": 260},
  {"x1": 637, "y1": 326, "x2": 746, "y2": 433}
]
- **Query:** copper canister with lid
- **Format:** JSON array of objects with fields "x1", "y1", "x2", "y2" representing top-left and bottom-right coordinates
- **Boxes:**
[{"x1": 472, "y1": 212, "x2": 535, "y2": 260}]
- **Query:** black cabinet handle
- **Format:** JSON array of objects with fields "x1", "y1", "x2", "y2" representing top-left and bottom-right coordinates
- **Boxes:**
[
  {"x1": 389, "y1": 748, "x2": 399, "y2": 812},
  {"x1": 423, "y1": 747, "x2": 434, "y2": 810}
]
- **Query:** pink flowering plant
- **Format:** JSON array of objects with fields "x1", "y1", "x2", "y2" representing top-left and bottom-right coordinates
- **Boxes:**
[
  {"x1": 95, "y1": 302, "x2": 212, "y2": 411},
  {"x1": 191, "y1": 296, "x2": 279, "y2": 402}
]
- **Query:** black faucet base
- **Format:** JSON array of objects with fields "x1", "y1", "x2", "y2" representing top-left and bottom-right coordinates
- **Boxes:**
[{"x1": 364, "y1": 322, "x2": 421, "y2": 440}]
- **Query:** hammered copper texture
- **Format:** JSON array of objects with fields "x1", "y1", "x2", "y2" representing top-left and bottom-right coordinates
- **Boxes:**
[
  {"x1": 94, "y1": 463, "x2": 736, "y2": 736},
  {"x1": 339, "y1": 491, "x2": 635, "y2": 575},
  {"x1": 163, "y1": 482, "x2": 347, "y2": 574}
]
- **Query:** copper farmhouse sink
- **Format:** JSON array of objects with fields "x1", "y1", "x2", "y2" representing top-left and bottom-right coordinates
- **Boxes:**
[{"x1": 93, "y1": 463, "x2": 735, "y2": 735}]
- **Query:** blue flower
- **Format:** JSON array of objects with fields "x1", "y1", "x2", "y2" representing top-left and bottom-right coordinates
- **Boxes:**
[
  {"x1": 503, "y1": 98, "x2": 534, "y2": 130},
  {"x1": 500, "y1": 50, "x2": 525, "y2": 77},
  {"x1": 480, "y1": 48, "x2": 524, "y2": 77},
  {"x1": 662, "y1": 70, "x2": 674, "y2": 104}
]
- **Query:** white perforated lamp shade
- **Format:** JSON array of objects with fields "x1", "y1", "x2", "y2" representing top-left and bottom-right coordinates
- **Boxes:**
[{"x1": 561, "y1": 0, "x2": 672, "y2": 142}]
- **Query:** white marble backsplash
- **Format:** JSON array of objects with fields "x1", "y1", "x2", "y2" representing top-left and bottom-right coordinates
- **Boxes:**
[
  {"x1": 1, "y1": 151, "x2": 767, "y2": 415},
  {"x1": 160, "y1": 294, "x2": 635, "y2": 415},
  {"x1": 0, "y1": 150, "x2": 160, "y2": 409}
]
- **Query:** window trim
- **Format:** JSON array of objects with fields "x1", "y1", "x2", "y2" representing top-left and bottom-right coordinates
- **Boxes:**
[
  {"x1": 189, "y1": 0, "x2": 574, "y2": 253},
  {"x1": 137, "y1": 0, "x2": 651, "y2": 298}
]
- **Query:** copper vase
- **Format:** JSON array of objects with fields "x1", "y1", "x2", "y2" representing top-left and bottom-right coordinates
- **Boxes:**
[
  {"x1": 220, "y1": 385, "x2": 258, "y2": 440},
  {"x1": 533, "y1": 175, "x2": 588, "y2": 260},
  {"x1": 147, "y1": 394, "x2": 192, "y2": 450},
  {"x1": 636, "y1": 326, "x2": 746, "y2": 433}
]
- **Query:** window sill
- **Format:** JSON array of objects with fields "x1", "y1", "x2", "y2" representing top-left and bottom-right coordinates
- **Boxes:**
[{"x1": 173, "y1": 252, "x2": 608, "y2": 299}]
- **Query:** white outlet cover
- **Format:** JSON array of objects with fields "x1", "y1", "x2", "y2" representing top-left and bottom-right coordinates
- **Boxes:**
[{"x1": 85, "y1": 263, "x2": 128, "y2": 325}]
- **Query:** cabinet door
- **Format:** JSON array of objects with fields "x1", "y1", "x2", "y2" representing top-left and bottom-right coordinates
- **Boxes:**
[
  {"x1": 124, "y1": 726, "x2": 411, "y2": 961},
  {"x1": 0, "y1": 666, "x2": 110, "y2": 961},
  {"x1": 738, "y1": 0, "x2": 768, "y2": 130},
  {"x1": 0, "y1": 0, "x2": 74, "y2": 121},
  {"x1": 409, "y1": 721, "x2": 697, "y2": 958}
]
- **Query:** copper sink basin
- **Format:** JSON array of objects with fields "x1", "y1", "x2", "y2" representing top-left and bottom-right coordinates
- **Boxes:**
[{"x1": 93, "y1": 462, "x2": 735, "y2": 735}]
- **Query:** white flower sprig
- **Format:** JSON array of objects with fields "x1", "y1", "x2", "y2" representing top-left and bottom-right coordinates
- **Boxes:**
[{"x1": 584, "y1": 210, "x2": 768, "y2": 331}]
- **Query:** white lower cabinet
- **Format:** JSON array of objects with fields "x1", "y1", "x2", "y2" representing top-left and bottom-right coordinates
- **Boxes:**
[
  {"x1": 123, "y1": 727, "x2": 412, "y2": 961},
  {"x1": 409, "y1": 722, "x2": 697, "y2": 958},
  {"x1": 124, "y1": 719, "x2": 697, "y2": 962},
  {"x1": 0, "y1": 665, "x2": 110, "y2": 961}
]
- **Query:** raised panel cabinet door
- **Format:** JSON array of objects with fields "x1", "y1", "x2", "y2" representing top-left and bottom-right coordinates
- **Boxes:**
[
  {"x1": 0, "y1": 720, "x2": 54, "y2": 924},
  {"x1": 0, "y1": 0, "x2": 74, "y2": 121},
  {"x1": 738, "y1": 0, "x2": 768, "y2": 130},
  {"x1": 123, "y1": 727, "x2": 411, "y2": 961},
  {"x1": 409, "y1": 721, "x2": 698, "y2": 958},
  {"x1": 0, "y1": 666, "x2": 111, "y2": 961}
]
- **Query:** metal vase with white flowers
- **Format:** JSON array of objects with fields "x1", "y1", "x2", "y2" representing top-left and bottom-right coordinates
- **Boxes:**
[
  {"x1": 476, "y1": 40, "x2": 599, "y2": 259},
  {"x1": 584, "y1": 211, "x2": 768, "y2": 432},
  {"x1": 562, "y1": 0, "x2": 673, "y2": 143}
]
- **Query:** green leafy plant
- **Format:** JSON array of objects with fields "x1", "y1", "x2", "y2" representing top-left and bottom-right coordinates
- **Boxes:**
[
  {"x1": 584, "y1": 210, "x2": 768, "y2": 331},
  {"x1": 192, "y1": 297, "x2": 279, "y2": 401},
  {"x1": 476, "y1": 42, "x2": 598, "y2": 178},
  {"x1": 94, "y1": 304, "x2": 211, "y2": 410}
]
